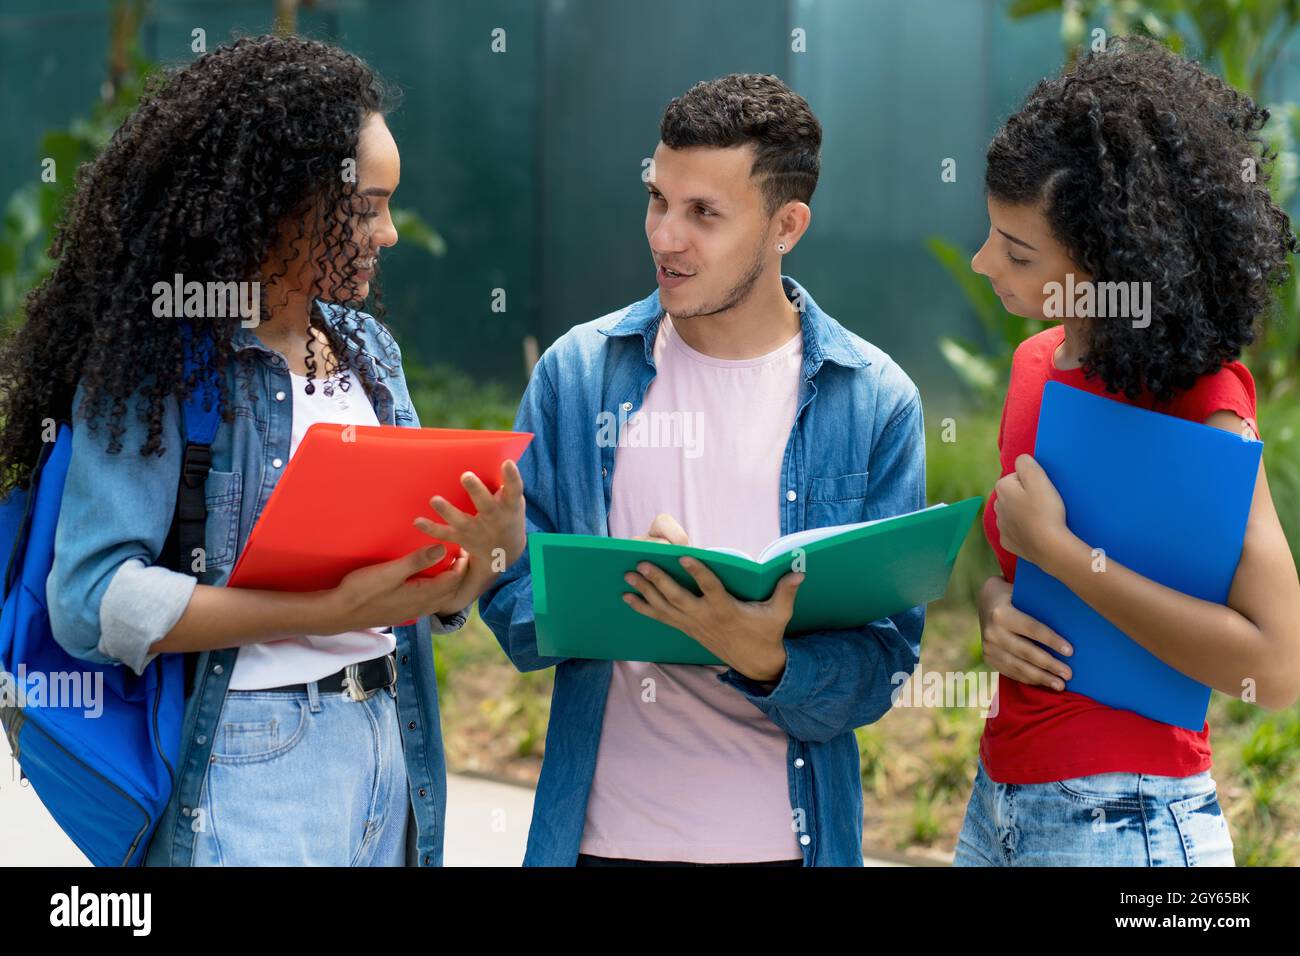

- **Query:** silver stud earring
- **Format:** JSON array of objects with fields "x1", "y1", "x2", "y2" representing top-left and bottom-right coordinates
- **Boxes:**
[{"x1": 777, "y1": 243, "x2": 786, "y2": 253}]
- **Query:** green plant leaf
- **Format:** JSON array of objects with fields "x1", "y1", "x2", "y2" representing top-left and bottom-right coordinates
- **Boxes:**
[
  {"x1": 938, "y1": 336, "x2": 1000, "y2": 393},
  {"x1": 391, "y1": 207, "x2": 447, "y2": 258}
]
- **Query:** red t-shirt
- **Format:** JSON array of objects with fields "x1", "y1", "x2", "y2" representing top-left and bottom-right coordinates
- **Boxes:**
[{"x1": 979, "y1": 325, "x2": 1258, "y2": 783}]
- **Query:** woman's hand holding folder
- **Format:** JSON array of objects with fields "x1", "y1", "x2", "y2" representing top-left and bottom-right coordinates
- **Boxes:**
[
  {"x1": 978, "y1": 575, "x2": 1073, "y2": 692},
  {"x1": 159, "y1": 544, "x2": 471, "y2": 652},
  {"x1": 334, "y1": 459, "x2": 527, "y2": 631},
  {"x1": 158, "y1": 460, "x2": 528, "y2": 651},
  {"x1": 327, "y1": 543, "x2": 471, "y2": 633},
  {"x1": 415, "y1": 459, "x2": 527, "y2": 577}
]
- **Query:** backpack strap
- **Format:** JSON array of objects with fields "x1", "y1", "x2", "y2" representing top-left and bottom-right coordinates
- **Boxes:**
[
  {"x1": 162, "y1": 325, "x2": 223, "y2": 698},
  {"x1": 161, "y1": 324, "x2": 222, "y2": 576}
]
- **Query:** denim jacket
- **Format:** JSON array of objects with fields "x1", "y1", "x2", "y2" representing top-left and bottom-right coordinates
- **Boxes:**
[
  {"x1": 480, "y1": 276, "x2": 926, "y2": 866},
  {"x1": 44, "y1": 303, "x2": 467, "y2": 867}
]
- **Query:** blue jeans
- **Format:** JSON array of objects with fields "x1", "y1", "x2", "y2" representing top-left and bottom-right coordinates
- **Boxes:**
[
  {"x1": 954, "y1": 760, "x2": 1234, "y2": 866},
  {"x1": 188, "y1": 680, "x2": 410, "y2": 866}
]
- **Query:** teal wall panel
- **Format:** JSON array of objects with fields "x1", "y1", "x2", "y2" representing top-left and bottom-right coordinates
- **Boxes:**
[{"x1": 5, "y1": 0, "x2": 1287, "y2": 402}]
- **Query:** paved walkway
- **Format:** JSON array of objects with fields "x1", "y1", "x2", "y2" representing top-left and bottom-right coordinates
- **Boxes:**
[{"x1": 1, "y1": 732, "x2": 901, "y2": 865}]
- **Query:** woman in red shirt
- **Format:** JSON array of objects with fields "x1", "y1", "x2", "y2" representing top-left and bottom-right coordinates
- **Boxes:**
[{"x1": 954, "y1": 36, "x2": 1300, "y2": 866}]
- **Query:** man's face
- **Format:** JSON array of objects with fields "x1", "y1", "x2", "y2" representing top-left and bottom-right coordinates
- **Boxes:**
[{"x1": 644, "y1": 141, "x2": 773, "y2": 319}]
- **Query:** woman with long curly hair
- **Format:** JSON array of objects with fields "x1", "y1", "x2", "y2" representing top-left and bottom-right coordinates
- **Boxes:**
[
  {"x1": 958, "y1": 35, "x2": 1300, "y2": 866},
  {"x1": 1, "y1": 34, "x2": 525, "y2": 866}
]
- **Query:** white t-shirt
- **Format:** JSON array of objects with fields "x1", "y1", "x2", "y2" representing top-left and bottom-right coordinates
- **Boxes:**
[{"x1": 227, "y1": 366, "x2": 398, "y2": 690}]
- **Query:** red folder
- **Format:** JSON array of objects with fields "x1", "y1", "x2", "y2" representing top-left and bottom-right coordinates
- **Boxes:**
[{"x1": 226, "y1": 424, "x2": 533, "y2": 591}]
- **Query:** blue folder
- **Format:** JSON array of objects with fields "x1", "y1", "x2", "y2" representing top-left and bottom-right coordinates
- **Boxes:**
[{"x1": 1010, "y1": 381, "x2": 1261, "y2": 730}]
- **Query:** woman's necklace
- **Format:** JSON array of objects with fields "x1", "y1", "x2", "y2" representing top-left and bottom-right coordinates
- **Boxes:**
[{"x1": 303, "y1": 367, "x2": 352, "y2": 397}]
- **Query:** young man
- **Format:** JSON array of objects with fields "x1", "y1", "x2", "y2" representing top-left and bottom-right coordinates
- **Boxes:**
[{"x1": 480, "y1": 73, "x2": 925, "y2": 866}]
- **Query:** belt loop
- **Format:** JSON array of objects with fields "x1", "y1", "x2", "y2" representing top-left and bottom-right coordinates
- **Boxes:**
[{"x1": 306, "y1": 679, "x2": 322, "y2": 713}]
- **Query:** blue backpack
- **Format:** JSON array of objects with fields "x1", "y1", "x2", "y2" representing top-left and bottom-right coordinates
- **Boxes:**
[{"x1": 0, "y1": 336, "x2": 221, "y2": 866}]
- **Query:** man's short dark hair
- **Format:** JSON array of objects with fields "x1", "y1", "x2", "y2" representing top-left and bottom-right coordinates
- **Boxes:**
[{"x1": 660, "y1": 73, "x2": 822, "y2": 215}]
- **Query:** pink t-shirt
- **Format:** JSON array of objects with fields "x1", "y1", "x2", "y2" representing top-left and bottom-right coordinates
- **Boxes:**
[{"x1": 578, "y1": 313, "x2": 805, "y2": 863}]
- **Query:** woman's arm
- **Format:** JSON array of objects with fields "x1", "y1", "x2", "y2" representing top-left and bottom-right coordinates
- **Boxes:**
[
  {"x1": 156, "y1": 456, "x2": 525, "y2": 657},
  {"x1": 151, "y1": 543, "x2": 474, "y2": 655},
  {"x1": 996, "y1": 410, "x2": 1300, "y2": 709}
]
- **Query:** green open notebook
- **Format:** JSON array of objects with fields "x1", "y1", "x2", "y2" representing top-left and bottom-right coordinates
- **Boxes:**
[{"x1": 530, "y1": 496, "x2": 983, "y2": 664}]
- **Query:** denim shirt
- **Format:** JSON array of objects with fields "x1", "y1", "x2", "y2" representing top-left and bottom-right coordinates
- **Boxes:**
[
  {"x1": 480, "y1": 276, "x2": 926, "y2": 866},
  {"x1": 44, "y1": 303, "x2": 467, "y2": 867}
]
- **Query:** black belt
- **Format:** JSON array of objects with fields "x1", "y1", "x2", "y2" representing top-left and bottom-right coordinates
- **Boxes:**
[{"x1": 262, "y1": 651, "x2": 398, "y2": 700}]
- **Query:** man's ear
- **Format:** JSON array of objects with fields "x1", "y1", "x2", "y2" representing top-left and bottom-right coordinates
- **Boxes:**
[{"x1": 773, "y1": 199, "x2": 812, "y2": 254}]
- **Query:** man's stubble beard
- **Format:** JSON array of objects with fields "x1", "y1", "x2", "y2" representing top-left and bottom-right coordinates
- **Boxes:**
[{"x1": 667, "y1": 234, "x2": 769, "y2": 321}]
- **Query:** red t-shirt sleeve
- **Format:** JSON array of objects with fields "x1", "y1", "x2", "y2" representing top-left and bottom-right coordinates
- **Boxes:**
[{"x1": 1166, "y1": 362, "x2": 1258, "y2": 437}]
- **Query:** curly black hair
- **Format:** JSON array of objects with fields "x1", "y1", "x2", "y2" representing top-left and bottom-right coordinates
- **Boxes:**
[
  {"x1": 0, "y1": 34, "x2": 397, "y2": 494},
  {"x1": 986, "y1": 34, "x2": 1299, "y2": 402}
]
